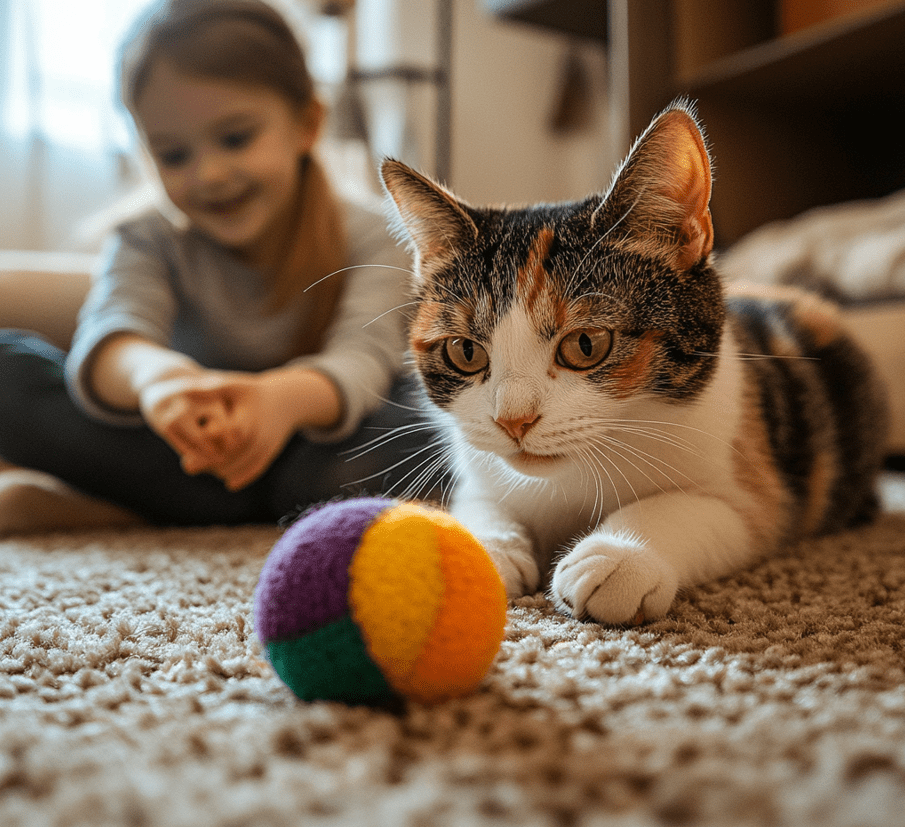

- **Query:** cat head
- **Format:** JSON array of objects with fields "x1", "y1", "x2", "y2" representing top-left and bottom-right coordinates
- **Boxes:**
[{"x1": 381, "y1": 101, "x2": 725, "y2": 478}]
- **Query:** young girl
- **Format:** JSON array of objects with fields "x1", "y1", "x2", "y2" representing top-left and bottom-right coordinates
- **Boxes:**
[{"x1": 0, "y1": 0, "x2": 427, "y2": 532}]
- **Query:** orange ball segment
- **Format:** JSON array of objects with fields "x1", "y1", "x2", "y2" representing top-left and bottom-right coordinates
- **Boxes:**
[{"x1": 348, "y1": 502, "x2": 507, "y2": 703}]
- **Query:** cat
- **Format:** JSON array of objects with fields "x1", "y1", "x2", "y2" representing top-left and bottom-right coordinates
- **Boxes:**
[{"x1": 380, "y1": 100, "x2": 889, "y2": 625}]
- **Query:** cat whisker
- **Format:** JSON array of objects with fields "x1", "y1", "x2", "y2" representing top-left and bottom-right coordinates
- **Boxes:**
[
  {"x1": 566, "y1": 191, "x2": 643, "y2": 292},
  {"x1": 575, "y1": 441, "x2": 622, "y2": 523},
  {"x1": 550, "y1": 418, "x2": 706, "y2": 466},
  {"x1": 363, "y1": 388, "x2": 432, "y2": 415},
  {"x1": 594, "y1": 417, "x2": 751, "y2": 465},
  {"x1": 570, "y1": 447, "x2": 595, "y2": 511},
  {"x1": 498, "y1": 463, "x2": 549, "y2": 502},
  {"x1": 425, "y1": 280, "x2": 479, "y2": 309},
  {"x1": 437, "y1": 458, "x2": 470, "y2": 508},
  {"x1": 363, "y1": 302, "x2": 421, "y2": 328},
  {"x1": 398, "y1": 444, "x2": 458, "y2": 506},
  {"x1": 341, "y1": 422, "x2": 439, "y2": 460},
  {"x1": 576, "y1": 446, "x2": 608, "y2": 525},
  {"x1": 570, "y1": 449, "x2": 600, "y2": 524},
  {"x1": 585, "y1": 435, "x2": 670, "y2": 510},
  {"x1": 569, "y1": 290, "x2": 619, "y2": 304},
  {"x1": 605, "y1": 421, "x2": 760, "y2": 501},
  {"x1": 574, "y1": 416, "x2": 755, "y2": 479},
  {"x1": 392, "y1": 445, "x2": 454, "y2": 502},
  {"x1": 693, "y1": 350, "x2": 820, "y2": 362},
  {"x1": 590, "y1": 433, "x2": 702, "y2": 498},
  {"x1": 586, "y1": 435, "x2": 672, "y2": 498},
  {"x1": 603, "y1": 424, "x2": 709, "y2": 463},
  {"x1": 303, "y1": 263, "x2": 416, "y2": 292},
  {"x1": 342, "y1": 439, "x2": 446, "y2": 490}
]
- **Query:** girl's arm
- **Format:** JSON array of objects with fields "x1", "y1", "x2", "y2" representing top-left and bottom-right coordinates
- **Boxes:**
[
  {"x1": 87, "y1": 332, "x2": 227, "y2": 472},
  {"x1": 88, "y1": 331, "x2": 201, "y2": 413},
  {"x1": 252, "y1": 364, "x2": 342, "y2": 431},
  {"x1": 90, "y1": 332, "x2": 343, "y2": 489}
]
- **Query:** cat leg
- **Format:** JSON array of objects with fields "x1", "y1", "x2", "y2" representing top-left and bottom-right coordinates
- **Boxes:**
[
  {"x1": 451, "y1": 499, "x2": 540, "y2": 598},
  {"x1": 551, "y1": 492, "x2": 752, "y2": 624}
]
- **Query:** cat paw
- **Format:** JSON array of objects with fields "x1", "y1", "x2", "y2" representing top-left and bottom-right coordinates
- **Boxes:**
[
  {"x1": 550, "y1": 534, "x2": 678, "y2": 625},
  {"x1": 480, "y1": 532, "x2": 540, "y2": 599}
]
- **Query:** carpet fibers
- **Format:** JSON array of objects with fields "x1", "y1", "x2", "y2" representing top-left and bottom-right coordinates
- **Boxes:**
[{"x1": 3, "y1": 479, "x2": 905, "y2": 827}]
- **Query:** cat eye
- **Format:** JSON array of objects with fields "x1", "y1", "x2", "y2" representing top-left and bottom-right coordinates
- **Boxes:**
[
  {"x1": 556, "y1": 328, "x2": 613, "y2": 370},
  {"x1": 443, "y1": 337, "x2": 489, "y2": 375}
]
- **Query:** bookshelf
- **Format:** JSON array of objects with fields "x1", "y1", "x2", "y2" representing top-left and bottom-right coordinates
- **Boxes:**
[{"x1": 489, "y1": 0, "x2": 905, "y2": 246}]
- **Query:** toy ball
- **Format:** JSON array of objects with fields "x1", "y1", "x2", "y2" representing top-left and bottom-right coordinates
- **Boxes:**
[{"x1": 253, "y1": 497, "x2": 507, "y2": 704}]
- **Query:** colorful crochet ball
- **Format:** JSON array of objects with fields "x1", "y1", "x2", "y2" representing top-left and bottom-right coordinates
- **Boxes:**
[{"x1": 253, "y1": 497, "x2": 507, "y2": 705}]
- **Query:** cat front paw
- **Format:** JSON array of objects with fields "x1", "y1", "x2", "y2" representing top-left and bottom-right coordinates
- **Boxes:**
[
  {"x1": 551, "y1": 533, "x2": 678, "y2": 625},
  {"x1": 479, "y1": 532, "x2": 540, "y2": 599}
]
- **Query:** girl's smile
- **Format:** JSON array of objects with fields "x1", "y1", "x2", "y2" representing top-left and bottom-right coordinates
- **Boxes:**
[
  {"x1": 202, "y1": 186, "x2": 256, "y2": 216},
  {"x1": 134, "y1": 59, "x2": 320, "y2": 268}
]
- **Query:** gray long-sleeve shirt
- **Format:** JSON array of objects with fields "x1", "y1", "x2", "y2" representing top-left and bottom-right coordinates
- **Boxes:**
[{"x1": 65, "y1": 194, "x2": 411, "y2": 443}]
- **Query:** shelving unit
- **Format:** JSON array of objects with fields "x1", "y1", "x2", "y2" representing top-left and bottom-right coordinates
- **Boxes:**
[
  {"x1": 611, "y1": 0, "x2": 905, "y2": 246},
  {"x1": 489, "y1": 0, "x2": 905, "y2": 247}
]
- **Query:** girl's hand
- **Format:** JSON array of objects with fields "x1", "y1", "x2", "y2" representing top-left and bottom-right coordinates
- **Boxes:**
[
  {"x1": 89, "y1": 334, "x2": 339, "y2": 489},
  {"x1": 139, "y1": 367, "x2": 342, "y2": 491},
  {"x1": 138, "y1": 371, "x2": 249, "y2": 476},
  {"x1": 200, "y1": 369, "x2": 342, "y2": 491},
  {"x1": 190, "y1": 372, "x2": 300, "y2": 491}
]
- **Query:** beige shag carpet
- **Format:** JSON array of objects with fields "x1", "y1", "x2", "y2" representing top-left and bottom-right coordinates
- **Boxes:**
[{"x1": 3, "y1": 476, "x2": 905, "y2": 827}]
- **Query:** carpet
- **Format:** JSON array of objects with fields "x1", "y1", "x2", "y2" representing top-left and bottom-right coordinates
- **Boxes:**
[{"x1": 2, "y1": 477, "x2": 905, "y2": 827}]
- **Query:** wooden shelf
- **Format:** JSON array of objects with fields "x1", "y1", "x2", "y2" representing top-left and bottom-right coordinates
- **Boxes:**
[
  {"x1": 681, "y1": 4, "x2": 905, "y2": 106},
  {"x1": 609, "y1": 0, "x2": 905, "y2": 246},
  {"x1": 488, "y1": 0, "x2": 905, "y2": 245}
]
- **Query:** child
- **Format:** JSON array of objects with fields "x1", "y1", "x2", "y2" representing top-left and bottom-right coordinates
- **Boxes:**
[{"x1": 0, "y1": 0, "x2": 432, "y2": 532}]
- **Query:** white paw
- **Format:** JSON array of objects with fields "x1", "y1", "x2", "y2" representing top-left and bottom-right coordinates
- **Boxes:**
[
  {"x1": 479, "y1": 531, "x2": 540, "y2": 599},
  {"x1": 551, "y1": 533, "x2": 678, "y2": 624}
]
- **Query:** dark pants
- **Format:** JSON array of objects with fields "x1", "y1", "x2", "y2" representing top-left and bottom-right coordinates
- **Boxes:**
[{"x1": 0, "y1": 331, "x2": 445, "y2": 526}]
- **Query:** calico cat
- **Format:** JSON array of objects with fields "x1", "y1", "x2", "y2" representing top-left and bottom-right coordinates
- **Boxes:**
[{"x1": 380, "y1": 101, "x2": 888, "y2": 625}]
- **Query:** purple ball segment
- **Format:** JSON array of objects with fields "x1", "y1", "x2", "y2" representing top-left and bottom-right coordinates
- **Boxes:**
[{"x1": 254, "y1": 497, "x2": 392, "y2": 644}]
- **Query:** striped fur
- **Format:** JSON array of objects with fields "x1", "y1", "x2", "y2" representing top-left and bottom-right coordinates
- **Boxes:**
[{"x1": 381, "y1": 101, "x2": 888, "y2": 625}]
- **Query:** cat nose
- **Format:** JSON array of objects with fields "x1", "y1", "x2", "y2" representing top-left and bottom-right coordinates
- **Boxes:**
[{"x1": 495, "y1": 414, "x2": 540, "y2": 440}]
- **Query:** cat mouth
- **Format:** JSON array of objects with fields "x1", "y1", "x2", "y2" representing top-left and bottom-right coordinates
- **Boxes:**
[{"x1": 509, "y1": 449, "x2": 564, "y2": 469}]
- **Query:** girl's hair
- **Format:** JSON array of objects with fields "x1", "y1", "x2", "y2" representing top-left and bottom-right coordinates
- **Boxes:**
[{"x1": 120, "y1": 0, "x2": 347, "y2": 355}]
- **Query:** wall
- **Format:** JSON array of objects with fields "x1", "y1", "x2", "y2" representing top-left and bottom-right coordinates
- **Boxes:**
[
  {"x1": 449, "y1": 1, "x2": 613, "y2": 207},
  {"x1": 354, "y1": 0, "x2": 613, "y2": 207},
  {"x1": 0, "y1": 0, "x2": 615, "y2": 252}
]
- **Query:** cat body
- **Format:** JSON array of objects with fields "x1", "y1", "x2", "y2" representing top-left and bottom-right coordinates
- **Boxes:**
[{"x1": 381, "y1": 102, "x2": 888, "y2": 624}]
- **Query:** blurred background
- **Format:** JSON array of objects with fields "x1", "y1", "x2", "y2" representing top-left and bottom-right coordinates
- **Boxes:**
[
  {"x1": 2, "y1": 0, "x2": 904, "y2": 448},
  {"x1": 3, "y1": 0, "x2": 905, "y2": 253},
  {"x1": 0, "y1": 0, "x2": 611, "y2": 254}
]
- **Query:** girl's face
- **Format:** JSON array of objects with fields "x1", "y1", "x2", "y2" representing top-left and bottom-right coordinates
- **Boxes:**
[{"x1": 135, "y1": 59, "x2": 319, "y2": 263}]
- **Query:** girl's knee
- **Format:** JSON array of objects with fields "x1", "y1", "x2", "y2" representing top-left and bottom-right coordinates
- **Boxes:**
[
  {"x1": 0, "y1": 333, "x2": 68, "y2": 461},
  {"x1": 0, "y1": 331, "x2": 66, "y2": 388}
]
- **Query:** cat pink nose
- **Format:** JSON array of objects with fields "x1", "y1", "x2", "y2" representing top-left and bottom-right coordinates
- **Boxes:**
[{"x1": 496, "y1": 414, "x2": 540, "y2": 440}]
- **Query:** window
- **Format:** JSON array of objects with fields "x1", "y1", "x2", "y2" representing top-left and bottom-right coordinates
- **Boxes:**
[
  {"x1": 1, "y1": 0, "x2": 149, "y2": 151},
  {"x1": 0, "y1": 0, "x2": 348, "y2": 250}
]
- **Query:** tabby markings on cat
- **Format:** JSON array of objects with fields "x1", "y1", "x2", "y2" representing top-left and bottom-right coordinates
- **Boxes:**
[{"x1": 381, "y1": 100, "x2": 888, "y2": 625}]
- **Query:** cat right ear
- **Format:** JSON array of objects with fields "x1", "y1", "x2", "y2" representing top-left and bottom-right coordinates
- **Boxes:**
[
  {"x1": 381, "y1": 159, "x2": 478, "y2": 276},
  {"x1": 596, "y1": 100, "x2": 714, "y2": 271}
]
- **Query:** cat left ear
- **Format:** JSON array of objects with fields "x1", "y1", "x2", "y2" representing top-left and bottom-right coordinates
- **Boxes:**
[
  {"x1": 381, "y1": 159, "x2": 478, "y2": 277},
  {"x1": 599, "y1": 102, "x2": 714, "y2": 271}
]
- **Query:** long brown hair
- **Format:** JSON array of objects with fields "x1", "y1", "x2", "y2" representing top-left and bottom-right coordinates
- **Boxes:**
[{"x1": 119, "y1": 0, "x2": 347, "y2": 355}]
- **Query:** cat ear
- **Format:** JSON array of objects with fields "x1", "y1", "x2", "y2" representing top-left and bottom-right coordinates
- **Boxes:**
[
  {"x1": 598, "y1": 101, "x2": 714, "y2": 271},
  {"x1": 381, "y1": 159, "x2": 478, "y2": 276}
]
